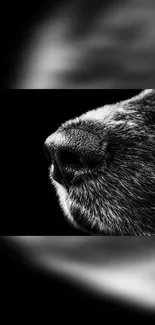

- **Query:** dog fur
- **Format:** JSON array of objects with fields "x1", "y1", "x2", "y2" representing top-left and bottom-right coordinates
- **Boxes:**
[{"x1": 45, "y1": 90, "x2": 155, "y2": 236}]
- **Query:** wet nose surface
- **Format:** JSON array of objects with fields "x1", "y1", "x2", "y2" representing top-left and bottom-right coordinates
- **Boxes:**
[{"x1": 44, "y1": 127, "x2": 104, "y2": 187}]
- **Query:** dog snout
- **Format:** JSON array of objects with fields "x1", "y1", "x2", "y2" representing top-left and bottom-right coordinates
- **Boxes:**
[{"x1": 44, "y1": 127, "x2": 104, "y2": 186}]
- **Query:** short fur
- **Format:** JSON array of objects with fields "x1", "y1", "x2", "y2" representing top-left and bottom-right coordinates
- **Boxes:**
[{"x1": 45, "y1": 90, "x2": 155, "y2": 235}]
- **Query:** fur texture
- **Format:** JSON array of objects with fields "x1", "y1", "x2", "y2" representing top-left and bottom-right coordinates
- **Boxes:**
[{"x1": 45, "y1": 90, "x2": 155, "y2": 235}]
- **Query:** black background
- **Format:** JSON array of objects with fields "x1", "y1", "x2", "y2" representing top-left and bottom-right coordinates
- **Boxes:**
[{"x1": 2, "y1": 90, "x2": 141, "y2": 235}]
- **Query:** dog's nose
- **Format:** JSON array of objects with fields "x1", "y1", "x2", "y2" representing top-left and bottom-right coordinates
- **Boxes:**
[{"x1": 44, "y1": 127, "x2": 104, "y2": 187}]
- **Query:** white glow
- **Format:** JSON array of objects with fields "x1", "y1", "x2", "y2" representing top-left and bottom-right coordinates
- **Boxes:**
[{"x1": 5, "y1": 236, "x2": 155, "y2": 312}]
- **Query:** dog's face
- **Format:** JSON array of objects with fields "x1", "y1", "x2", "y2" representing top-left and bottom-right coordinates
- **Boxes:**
[{"x1": 45, "y1": 90, "x2": 155, "y2": 236}]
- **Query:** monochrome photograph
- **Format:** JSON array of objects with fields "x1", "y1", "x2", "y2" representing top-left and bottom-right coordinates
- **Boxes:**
[
  {"x1": 44, "y1": 89, "x2": 155, "y2": 236},
  {"x1": 1, "y1": 0, "x2": 155, "y2": 315},
  {"x1": 2, "y1": 90, "x2": 155, "y2": 236}
]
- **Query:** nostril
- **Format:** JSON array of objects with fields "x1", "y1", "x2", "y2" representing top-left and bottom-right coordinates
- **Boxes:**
[
  {"x1": 57, "y1": 149, "x2": 84, "y2": 169},
  {"x1": 44, "y1": 127, "x2": 105, "y2": 187}
]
